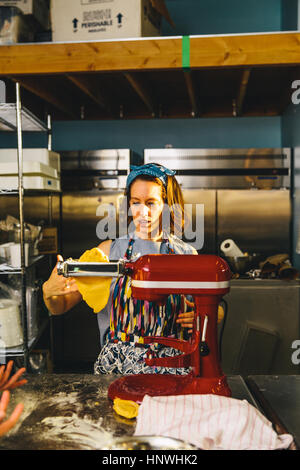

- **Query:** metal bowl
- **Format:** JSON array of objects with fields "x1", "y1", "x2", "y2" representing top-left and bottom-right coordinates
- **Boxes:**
[
  {"x1": 103, "y1": 435, "x2": 198, "y2": 450},
  {"x1": 225, "y1": 254, "x2": 262, "y2": 274}
]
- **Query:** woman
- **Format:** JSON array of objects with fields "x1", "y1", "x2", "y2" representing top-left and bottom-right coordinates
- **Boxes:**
[{"x1": 43, "y1": 163, "x2": 197, "y2": 375}]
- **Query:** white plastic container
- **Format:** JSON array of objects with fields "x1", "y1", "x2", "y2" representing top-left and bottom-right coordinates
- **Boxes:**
[
  {"x1": 0, "y1": 242, "x2": 14, "y2": 261},
  {"x1": 0, "y1": 175, "x2": 61, "y2": 191},
  {"x1": 0, "y1": 298, "x2": 23, "y2": 348},
  {"x1": 0, "y1": 161, "x2": 58, "y2": 178},
  {"x1": 9, "y1": 243, "x2": 29, "y2": 267},
  {"x1": 0, "y1": 149, "x2": 61, "y2": 173}
]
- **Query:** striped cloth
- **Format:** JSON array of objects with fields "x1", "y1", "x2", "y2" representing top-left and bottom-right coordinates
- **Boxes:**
[{"x1": 134, "y1": 394, "x2": 294, "y2": 450}]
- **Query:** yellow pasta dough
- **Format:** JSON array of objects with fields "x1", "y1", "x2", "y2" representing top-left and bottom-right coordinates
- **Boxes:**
[
  {"x1": 75, "y1": 247, "x2": 112, "y2": 313},
  {"x1": 218, "y1": 304, "x2": 225, "y2": 323},
  {"x1": 113, "y1": 398, "x2": 139, "y2": 419}
]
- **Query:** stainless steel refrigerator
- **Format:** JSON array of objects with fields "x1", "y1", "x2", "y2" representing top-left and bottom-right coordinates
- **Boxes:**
[{"x1": 144, "y1": 147, "x2": 298, "y2": 374}]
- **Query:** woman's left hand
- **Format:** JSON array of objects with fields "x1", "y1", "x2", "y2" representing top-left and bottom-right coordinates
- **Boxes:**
[
  {"x1": 176, "y1": 299, "x2": 195, "y2": 333},
  {"x1": 176, "y1": 299, "x2": 225, "y2": 334}
]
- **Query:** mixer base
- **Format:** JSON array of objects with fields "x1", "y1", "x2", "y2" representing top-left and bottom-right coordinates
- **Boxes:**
[{"x1": 108, "y1": 373, "x2": 231, "y2": 404}]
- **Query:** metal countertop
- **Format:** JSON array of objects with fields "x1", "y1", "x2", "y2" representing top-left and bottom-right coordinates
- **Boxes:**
[
  {"x1": 246, "y1": 375, "x2": 300, "y2": 450},
  {"x1": 230, "y1": 278, "x2": 300, "y2": 287},
  {"x1": 0, "y1": 373, "x2": 260, "y2": 451}
]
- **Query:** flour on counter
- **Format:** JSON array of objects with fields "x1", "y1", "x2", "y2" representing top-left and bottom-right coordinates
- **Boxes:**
[
  {"x1": 2, "y1": 388, "x2": 118, "y2": 449},
  {"x1": 38, "y1": 391, "x2": 115, "y2": 450},
  {"x1": 41, "y1": 415, "x2": 114, "y2": 450},
  {"x1": 4, "y1": 395, "x2": 39, "y2": 437}
]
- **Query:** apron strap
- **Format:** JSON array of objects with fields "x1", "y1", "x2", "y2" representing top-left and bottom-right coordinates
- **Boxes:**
[{"x1": 109, "y1": 234, "x2": 183, "y2": 343}]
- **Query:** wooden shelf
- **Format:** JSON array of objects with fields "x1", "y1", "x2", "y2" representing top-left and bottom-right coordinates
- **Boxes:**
[
  {"x1": 0, "y1": 32, "x2": 299, "y2": 120},
  {"x1": 0, "y1": 37, "x2": 182, "y2": 74},
  {"x1": 189, "y1": 32, "x2": 300, "y2": 68},
  {"x1": 1, "y1": 32, "x2": 300, "y2": 74}
]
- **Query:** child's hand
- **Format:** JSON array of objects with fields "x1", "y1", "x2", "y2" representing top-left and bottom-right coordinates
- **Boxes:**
[
  {"x1": 0, "y1": 390, "x2": 24, "y2": 437},
  {"x1": 0, "y1": 360, "x2": 27, "y2": 391}
]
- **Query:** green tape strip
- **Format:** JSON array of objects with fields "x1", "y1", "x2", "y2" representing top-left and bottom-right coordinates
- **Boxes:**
[{"x1": 182, "y1": 35, "x2": 190, "y2": 70}]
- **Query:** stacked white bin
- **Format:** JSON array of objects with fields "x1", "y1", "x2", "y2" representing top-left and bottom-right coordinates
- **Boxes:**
[{"x1": 0, "y1": 148, "x2": 61, "y2": 191}]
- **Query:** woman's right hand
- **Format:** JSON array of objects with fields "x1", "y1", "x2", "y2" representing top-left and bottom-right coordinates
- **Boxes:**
[{"x1": 42, "y1": 255, "x2": 79, "y2": 300}]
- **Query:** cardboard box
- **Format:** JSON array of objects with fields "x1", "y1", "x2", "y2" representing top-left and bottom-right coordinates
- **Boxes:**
[
  {"x1": 50, "y1": 0, "x2": 169, "y2": 42},
  {"x1": 0, "y1": 0, "x2": 50, "y2": 30},
  {"x1": 37, "y1": 227, "x2": 58, "y2": 254},
  {"x1": 0, "y1": 6, "x2": 34, "y2": 44}
]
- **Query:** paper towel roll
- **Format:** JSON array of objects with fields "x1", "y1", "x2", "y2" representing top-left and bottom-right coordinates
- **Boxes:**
[{"x1": 220, "y1": 239, "x2": 245, "y2": 257}]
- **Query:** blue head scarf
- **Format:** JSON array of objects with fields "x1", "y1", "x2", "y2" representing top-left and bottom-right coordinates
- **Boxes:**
[{"x1": 126, "y1": 163, "x2": 176, "y2": 189}]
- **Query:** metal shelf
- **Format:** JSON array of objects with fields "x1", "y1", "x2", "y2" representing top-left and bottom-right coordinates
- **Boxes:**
[
  {"x1": 0, "y1": 255, "x2": 46, "y2": 275},
  {"x1": 0, "y1": 188, "x2": 62, "y2": 195},
  {"x1": 0, "y1": 83, "x2": 54, "y2": 369},
  {"x1": 0, "y1": 189, "x2": 19, "y2": 195},
  {"x1": 0, "y1": 103, "x2": 48, "y2": 132}
]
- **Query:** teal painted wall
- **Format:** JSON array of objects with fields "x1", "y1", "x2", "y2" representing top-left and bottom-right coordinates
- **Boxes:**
[
  {"x1": 48, "y1": 116, "x2": 283, "y2": 153},
  {"x1": 0, "y1": 116, "x2": 282, "y2": 154},
  {"x1": 163, "y1": 0, "x2": 282, "y2": 36},
  {"x1": 281, "y1": 0, "x2": 299, "y2": 30}
]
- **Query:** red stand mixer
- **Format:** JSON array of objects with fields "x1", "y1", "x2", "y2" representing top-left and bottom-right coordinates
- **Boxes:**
[{"x1": 57, "y1": 254, "x2": 231, "y2": 403}]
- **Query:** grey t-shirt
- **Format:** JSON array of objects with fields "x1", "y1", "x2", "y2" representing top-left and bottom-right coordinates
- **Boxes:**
[{"x1": 96, "y1": 233, "x2": 197, "y2": 347}]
